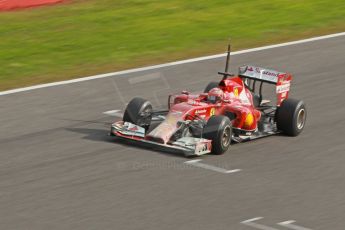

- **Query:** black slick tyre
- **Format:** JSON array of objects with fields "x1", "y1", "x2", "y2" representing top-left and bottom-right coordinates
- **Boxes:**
[
  {"x1": 203, "y1": 115, "x2": 232, "y2": 155},
  {"x1": 123, "y1": 97, "x2": 153, "y2": 130},
  {"x1": 276, "y1": 98, "x2": 306, "y2": 136},
  {"x1": 204, "y1": 82, "x2": 219, "y2": 93}
]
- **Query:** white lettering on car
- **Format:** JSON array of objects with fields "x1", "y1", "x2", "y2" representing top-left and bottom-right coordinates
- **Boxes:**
[
  {"x1": 195, "y1": 109, "x2": 207, "y2": 114},
  {"x1": 276, "y1": 83, "x2": 291, "y2": 93}
]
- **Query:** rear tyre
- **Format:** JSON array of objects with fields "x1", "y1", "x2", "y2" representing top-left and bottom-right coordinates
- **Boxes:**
[
  {"x1": 203, "y1": 115, "x2": 232, "y2": 155},
  {"x1": 276, "y1": 98, "x2": 306, "y2": 136},
  {"x1": 204, "y1": 81, "x2": 219, "y2": 93},
  {"x1": 123, "y1": 97, "x2": 153, "y2": 131}
]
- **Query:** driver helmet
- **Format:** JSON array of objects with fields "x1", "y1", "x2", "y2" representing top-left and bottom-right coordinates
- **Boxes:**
[{"x1": 208, "y1": 87, "x2": 224, "y2": 104}]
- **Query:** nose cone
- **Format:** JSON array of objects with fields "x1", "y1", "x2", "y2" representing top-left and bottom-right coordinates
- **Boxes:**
[{"x1": 146, "y1": 111, "x2": 183, "y2": 144}]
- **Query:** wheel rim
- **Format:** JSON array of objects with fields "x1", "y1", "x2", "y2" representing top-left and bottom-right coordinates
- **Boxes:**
[
  {"x1": 297, "y1": 108, "x2": 305, "y2": 130},
  {"x1": 222, "y1": 126, "x2": 231, "y2": 147},
  {"x1": 138, "y1": 106, "x2": 152, "y2": 127}
]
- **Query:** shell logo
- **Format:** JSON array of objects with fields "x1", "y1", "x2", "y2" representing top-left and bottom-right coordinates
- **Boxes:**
[
  {"x1": 210, "y1": 108, "x2": 216, "y2": 116},
  {"x1": 234, "y1": 88, "x2": 239, "y2": 97},
  {"x1": 244, "y1": 113, "x2": 254, "y2": 128}
]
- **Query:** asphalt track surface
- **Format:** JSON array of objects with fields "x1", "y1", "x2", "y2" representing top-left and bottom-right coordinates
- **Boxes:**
[{"x1": 1, "y1": 36, "x2": 345, "y2": 230}]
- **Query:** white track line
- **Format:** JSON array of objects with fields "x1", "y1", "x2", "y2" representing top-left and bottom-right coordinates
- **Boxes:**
[
  {"x1": 103, "y1": 110, "x2": 123, "y2": 117},
  {"x1": 278, "y1": 220, "x2": 313, "y2": 230},
  {"x1": 184, "y1": 159, "x2": 241, "y2": 174},
  {"x1": 242, "y1": 217, "x2": 265, "y2": 223},
  {"x1": 241, "y1": 217, "x2": 279, "y2": 230},
  {"x1": 1, "y1": 32, "x2": 345, "y2": 96}
]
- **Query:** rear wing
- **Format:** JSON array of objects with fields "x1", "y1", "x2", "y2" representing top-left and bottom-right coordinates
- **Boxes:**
[
  {"x1": 238, "y1": 65, "x2": 286, "y2": 84},
  {"x1": 238, "y1": 65, "x2": 292, "y2": 106}
]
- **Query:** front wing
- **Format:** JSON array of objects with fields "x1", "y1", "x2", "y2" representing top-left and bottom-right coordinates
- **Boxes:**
[{"x1": 110, "y1": 121, "x2": 212, "y2": 156}]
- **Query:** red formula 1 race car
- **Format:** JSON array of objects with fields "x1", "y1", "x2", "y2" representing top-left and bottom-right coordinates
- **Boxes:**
[{"x1": 110, "y1": 45, "x2": 306, "y2": 156}]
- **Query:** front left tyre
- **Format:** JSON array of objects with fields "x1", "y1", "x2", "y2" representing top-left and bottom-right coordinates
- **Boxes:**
[
  {"x1": 123, "y1": 97, "x2": 153, "y2": 131},
  {"x1": 204, "y1": 81, "x2": 219, "y2": 93}
]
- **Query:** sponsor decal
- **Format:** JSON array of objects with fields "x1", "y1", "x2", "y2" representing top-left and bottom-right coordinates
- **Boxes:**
[
  {"x1": 195, "y1": 141, "x2": 211, "y2": 154},
  {"x1": 276, "y1": 83, "x2": 290, "y2": 93},
  {"x1": 239, "y1": 65, "x2": 283, "y2": 83},
  {"x1": 210, "y1": 108, "x2": 216, "y2": 116},
  {"x1": 258, "y1": 71, "x2": 278, "y2": 82},
  {"x1": 195, "y1": 109, "x2": 207, "y2": 114},
  {"x1": 120, "y1": 122, "x2": 145, "y2": 137},
  {"x1": 262, "y1": 70, "x2": 278, "y2": 77},
  {"x1": 129, "y1": 126, "x2": 138, "y2": 131},
  {"x1": 196, "y1": 143, "x2": 208, "y2": 153}
]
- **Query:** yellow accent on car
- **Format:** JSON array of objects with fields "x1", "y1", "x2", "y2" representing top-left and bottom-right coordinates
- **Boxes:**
[
  {"x1": 244, "y1": 113, "x2": 254, "y2": 127},
  {"x1": 210, "y1": 108, "x2": 216, "y2": 116},
  {"x1": 234, "y1": 88, "x2": 239, "y2": 97}
]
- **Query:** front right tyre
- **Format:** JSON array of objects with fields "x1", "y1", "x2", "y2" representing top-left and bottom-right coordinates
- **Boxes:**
[{"x1": 203, "y1": 115, "x2": 232, "y2": 155}]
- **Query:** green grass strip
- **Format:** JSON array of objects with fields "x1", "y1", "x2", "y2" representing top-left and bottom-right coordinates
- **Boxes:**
[{"x1": 0, "y1": 0, "x2": 344, "y2": 90}]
